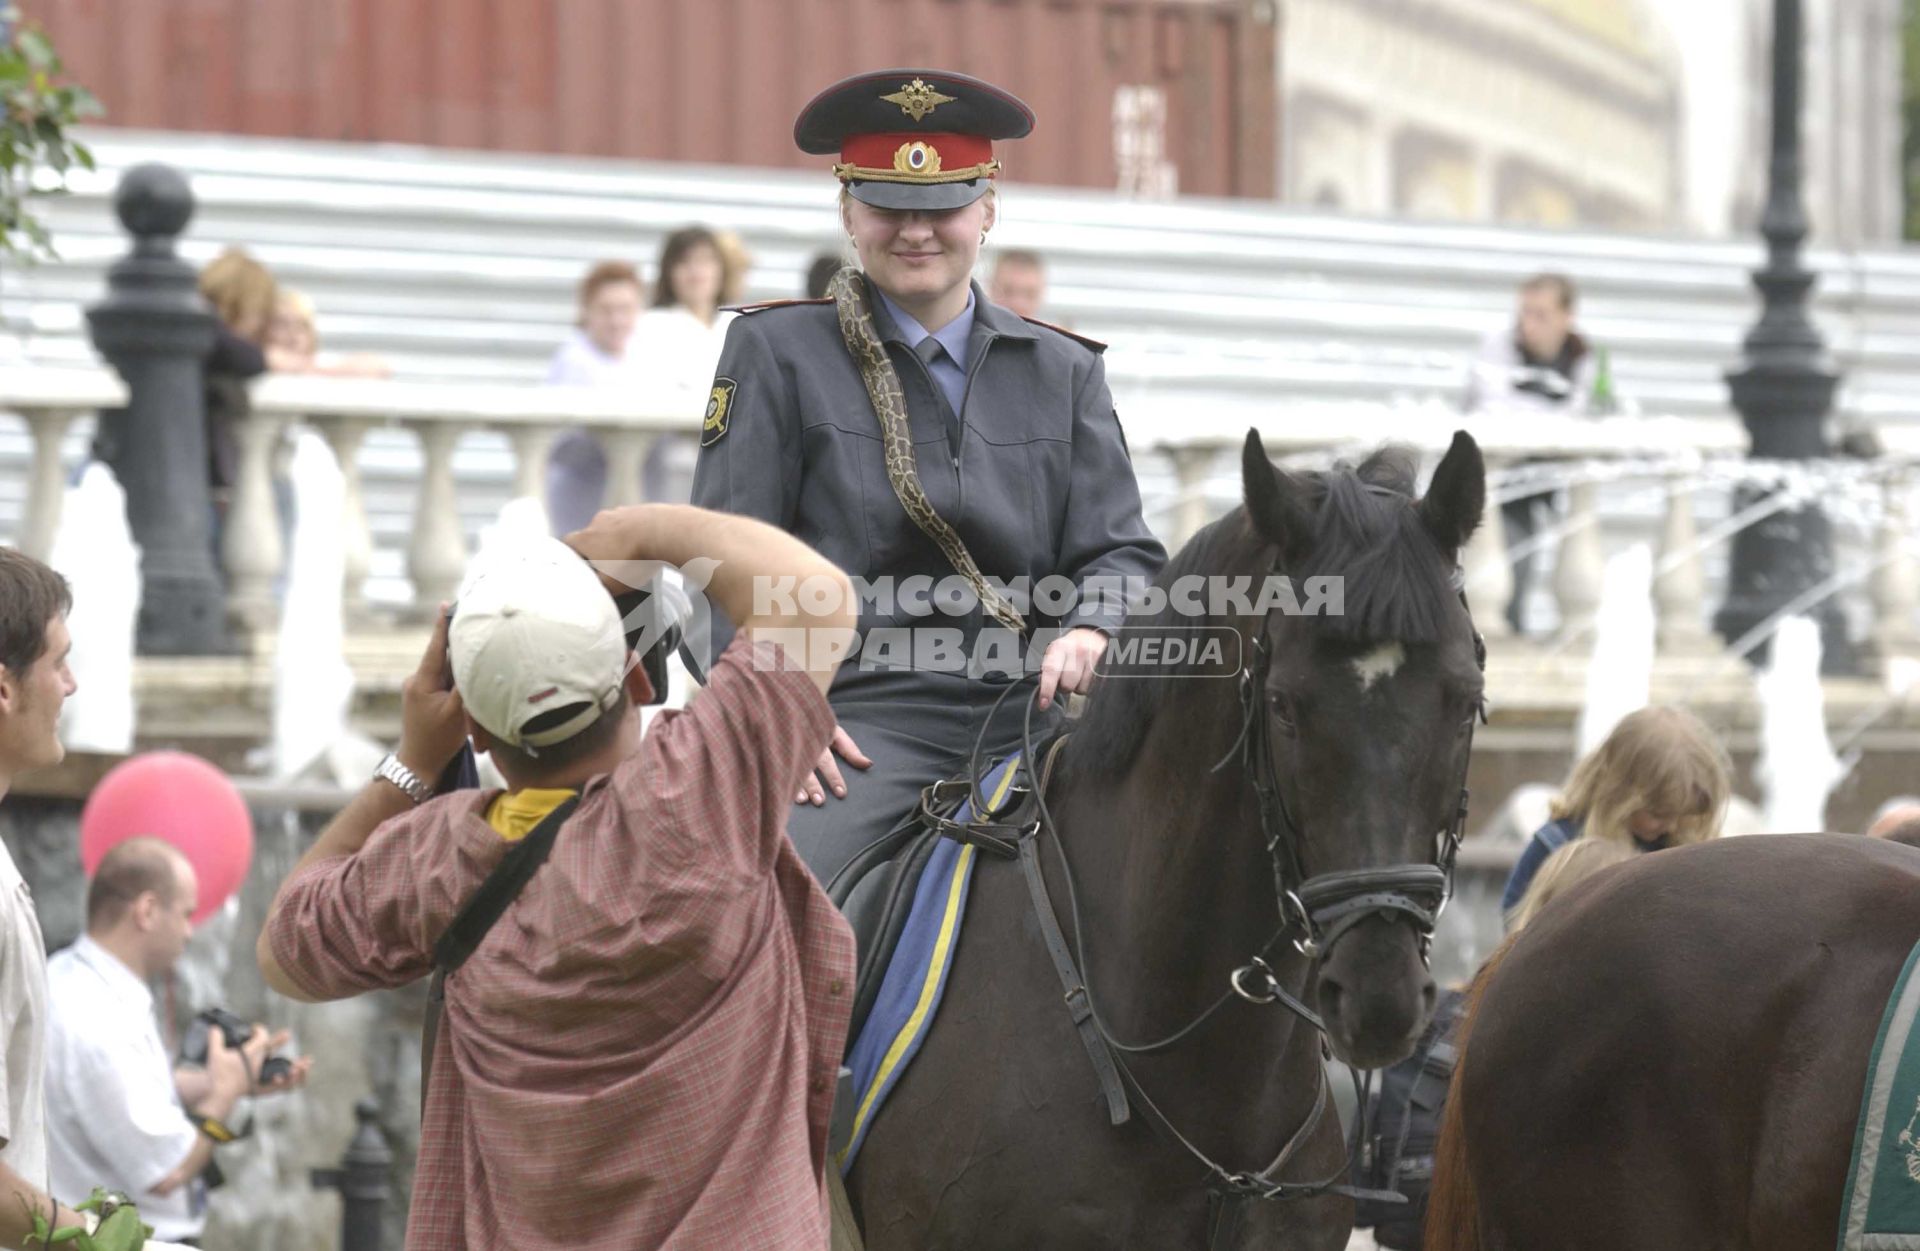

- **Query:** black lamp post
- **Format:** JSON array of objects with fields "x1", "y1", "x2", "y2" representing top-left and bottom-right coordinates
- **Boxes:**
[
  {"x1": 85, "y1": 163, "x2": 229, "y2": 656},
  {"x1": 1712, "y1": 0, "x2": 1854, "y2": 673}
]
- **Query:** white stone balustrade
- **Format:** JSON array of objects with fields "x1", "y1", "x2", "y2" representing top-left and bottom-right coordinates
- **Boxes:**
[
  {"x1": 244, "y1": 375, "x2": 700, "y2": 621},
  {"x1": 7, "y1": 365, "x2": 1920, "y2": 675},
  {"x1": 0, "y1": 366, "x2": 127, "y2": 561}
]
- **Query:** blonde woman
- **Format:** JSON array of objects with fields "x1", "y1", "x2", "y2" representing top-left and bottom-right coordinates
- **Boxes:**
[
  {"x1": 264, "y1": 289, "x2": 390, "y2": 378},
  {"x1": 195, "y1": 248, "x2": 281, "y2": 512},
  {"x1": 1499, "y1": 705, "x2": 1732, "y2": 917},
  {"x1": 1504, "y1": 836, "x2": 1638, "y2": 933}
]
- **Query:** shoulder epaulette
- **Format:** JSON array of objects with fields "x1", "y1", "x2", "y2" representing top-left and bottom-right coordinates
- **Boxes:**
[
  {"x1": 1020, "y1": 316, "x2": 1106, "y2": 354},
  {"x1": 730, "y1": 297, "x2": 835, "y2": 316}
]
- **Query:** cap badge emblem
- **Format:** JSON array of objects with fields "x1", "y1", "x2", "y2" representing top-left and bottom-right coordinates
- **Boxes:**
[
  {"x1": 894, "y1": 141, "x2": 941, "y2": 175},
  {"x1": 882, "y1": 78, "x2": 956, "y2": 122}
]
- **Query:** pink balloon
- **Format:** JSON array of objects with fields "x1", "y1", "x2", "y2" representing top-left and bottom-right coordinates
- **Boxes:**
[{"x1": 80, "y1": 752, "x2": 254, "y2": 925}]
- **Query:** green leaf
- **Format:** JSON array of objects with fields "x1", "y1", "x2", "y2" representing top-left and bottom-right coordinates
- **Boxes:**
[
  {"x1": 15, "y1": 29, "x2": 53, "y2": 71},
  {"x1": 88, "y1": 1206, "x2": 147, "y2": 1251}
]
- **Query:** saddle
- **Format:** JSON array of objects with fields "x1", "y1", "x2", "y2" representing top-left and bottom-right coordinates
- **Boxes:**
[
  {"x1": 826, "y1": 747, "x2": 1048, "y2": 1045},
  {"x1": 823, "y1": 743, "x2": 1062, "y2": 1169}
]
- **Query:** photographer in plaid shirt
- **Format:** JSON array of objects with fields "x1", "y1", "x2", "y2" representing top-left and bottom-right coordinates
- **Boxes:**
[{"x1": 257, "y1": 505, "x2": 858, "y2": 1249}]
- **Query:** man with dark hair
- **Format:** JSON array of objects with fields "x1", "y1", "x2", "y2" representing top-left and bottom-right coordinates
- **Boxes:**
[
  {"x1": 987, "y1": 248, "x2": 1048, "y2": 320},
  {"x1": 259, "y1": 506, "x2": 859, "y2": 1249},
  {"x1": 0, "y1": 548, "x2": 98, "y2": 1248},
  {"x1": 47, "y1": 839, "x2": 309, "y2": 1246},
  {"x1": 1462, "y1": 271, "x2": 1606, "y2": 632}
]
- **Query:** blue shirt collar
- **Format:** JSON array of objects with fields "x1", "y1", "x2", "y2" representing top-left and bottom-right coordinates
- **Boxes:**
[{"x1": 875, "y1": 286, "x2": 975, "y2": 373}]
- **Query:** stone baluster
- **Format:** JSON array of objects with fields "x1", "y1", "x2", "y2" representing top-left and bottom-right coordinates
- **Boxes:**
[
  {"x1": 1653, "y1": 467, "x2": 1712, "y2": 652},
  {"x1": 17, "y1": 407, "x2": 77, "y2": 562},
  {"x1": 313, "y1": 416, "x2": 376, "y2": 624},
  {"x1": 1167, "y1": 446, "x2": 1216, "y2": 549},
  {"x1": 1868, "y1": 463, "x2": 1920, "y2": 669},
  {"x1": 222, "y1": 407, "x2": 289, "y2": 633},
  {"x1": 1551, "y1": 477, "x2": 1604, "y2": 643},
  {"x1": 507, "y1": 427, "x2": 554, "y2": 510},
  {"x1": 601, "y1": 428, "x2": 655, "y2": 508},
  {"x1": 405, "y1": 421, "x2": 470, "y2": 616},
  {"x1": 1460, "y1": 455, "x2": 1512, "y2": 640}
]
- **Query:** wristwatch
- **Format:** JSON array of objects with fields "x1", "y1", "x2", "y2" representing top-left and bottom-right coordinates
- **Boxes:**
[
  {"x1": 196, "y1": 1113, "x2": 244, "y2": 1144},
  {"x1": 374, "y1": 753, "x2": 433, "y2": 805}
]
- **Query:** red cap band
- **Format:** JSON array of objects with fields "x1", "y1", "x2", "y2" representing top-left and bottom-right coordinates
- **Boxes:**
[{"x1": 838, "y1": 132, "x2": 996, "y2": 179}]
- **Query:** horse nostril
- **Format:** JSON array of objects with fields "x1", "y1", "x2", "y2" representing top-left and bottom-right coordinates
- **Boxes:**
[{"x1": 1320, "y1": 977, "x2": 1347, "y2": 1025}]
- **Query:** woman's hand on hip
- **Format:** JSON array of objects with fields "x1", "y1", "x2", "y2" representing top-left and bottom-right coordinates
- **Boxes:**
[
  {"x1": 1038, "y1": 628, "x2": 1109, "y2": 711},
  {"x1": 798, "y1": 725, "x2": 873, "y2": 805}
]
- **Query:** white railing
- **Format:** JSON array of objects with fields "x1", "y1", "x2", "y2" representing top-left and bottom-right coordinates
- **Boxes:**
[{"x1": 5, "y1": 364, "x2": 1917, "y2": 673}]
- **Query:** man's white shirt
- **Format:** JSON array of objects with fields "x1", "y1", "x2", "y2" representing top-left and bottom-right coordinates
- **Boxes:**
[
  {"x1": 0, "y1": 838, "x2": 49, "y2": 1187},
  {"x1": 45, "y1": 935, "x2": 203, "y2": 1241}
]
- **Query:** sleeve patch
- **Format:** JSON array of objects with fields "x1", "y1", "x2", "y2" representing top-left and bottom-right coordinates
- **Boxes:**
[{"x1": 702, "y1": 378, "x2": 738, "y2": 447}]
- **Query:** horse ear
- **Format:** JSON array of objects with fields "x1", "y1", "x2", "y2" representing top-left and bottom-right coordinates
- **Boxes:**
[
  {"x1": 1242, "y1": 429, "x2": 1314, "y2": 558},
  {"x1": 1417, "y1": 430, "x2": 1486, "y2": 553}
]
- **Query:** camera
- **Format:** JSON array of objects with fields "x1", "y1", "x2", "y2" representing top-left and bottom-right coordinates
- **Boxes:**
[
  {"x1": 178, "y1": 1008, "x2": 293, "y2": 1086},
  {"x1": 613, "y1": 583, "x2": 684, "y2": 706}
]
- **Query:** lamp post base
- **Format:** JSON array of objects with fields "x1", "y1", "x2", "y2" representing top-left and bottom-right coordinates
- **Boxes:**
[{"x1": 1712, "y1": 485, "x2": 1856, "y2": 675}]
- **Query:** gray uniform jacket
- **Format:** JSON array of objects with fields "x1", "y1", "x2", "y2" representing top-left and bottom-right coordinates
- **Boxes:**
[
  {"x1": 690, "y1": 278, "x2": 1165, "y2": 655},
  {"x1": 689, "y1": 277, "x2": 1165, "y2": 886}
]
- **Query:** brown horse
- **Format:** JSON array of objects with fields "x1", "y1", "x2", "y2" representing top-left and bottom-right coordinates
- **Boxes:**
[
  {"x1": 848, "y1": 430, "x2": 1489, "y2": 1249},
  {"x1": 1429, "y1": 832, "x2": 1920, "y2": 1250}
]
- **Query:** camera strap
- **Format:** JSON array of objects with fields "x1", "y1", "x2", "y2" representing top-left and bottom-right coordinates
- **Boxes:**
[{"x1": 420, "y1": 792, "x2": 581, "y2": 1115}]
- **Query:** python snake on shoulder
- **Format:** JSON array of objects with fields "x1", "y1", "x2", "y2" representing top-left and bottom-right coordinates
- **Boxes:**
[{"x1": 830, "y1": 266, "x2": 1027, "y2": 634}]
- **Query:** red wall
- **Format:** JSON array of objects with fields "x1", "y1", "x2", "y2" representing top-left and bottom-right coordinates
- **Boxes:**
[{"x1": 26, "y1": 0, "x2": 1278, "y2": 197}]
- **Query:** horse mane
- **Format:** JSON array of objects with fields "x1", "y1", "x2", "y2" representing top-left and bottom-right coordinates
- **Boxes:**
[{"x1": 1068, "y1": 445, "x2": 1458, "y2": 775}]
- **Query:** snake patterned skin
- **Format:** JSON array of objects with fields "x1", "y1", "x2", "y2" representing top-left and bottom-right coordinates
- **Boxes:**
[{"x1": 830, "y1": 266, "x2": 1027, "y2": 634}]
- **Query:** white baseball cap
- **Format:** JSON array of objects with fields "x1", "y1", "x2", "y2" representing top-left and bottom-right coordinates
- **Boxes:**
[{"x1": 449, "y1": 537, "x2": 629, "y2": 753}]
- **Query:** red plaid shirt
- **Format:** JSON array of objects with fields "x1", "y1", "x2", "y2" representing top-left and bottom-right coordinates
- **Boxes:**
[{"x1": 268, "y1": 639, "x2": 855, "y2": 1249}]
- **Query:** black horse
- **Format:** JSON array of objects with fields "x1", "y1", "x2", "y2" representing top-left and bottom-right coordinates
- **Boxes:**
[{"x1": 848, "y1": 429, "x2": 1489, "y2": 1248}]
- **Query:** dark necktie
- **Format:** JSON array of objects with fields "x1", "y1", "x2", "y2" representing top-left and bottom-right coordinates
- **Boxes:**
[{"x1": 913, "y1": 336, "x2": 962, "y2": 459}]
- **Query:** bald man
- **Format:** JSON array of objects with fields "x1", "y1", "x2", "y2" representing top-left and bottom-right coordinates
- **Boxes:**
[
  {"x1": 45, "y1": 839, "x2": 309, "y2": 1246},
  {"x1": 1868, "y1": 799, "x2": 1920, "y2": 846}
]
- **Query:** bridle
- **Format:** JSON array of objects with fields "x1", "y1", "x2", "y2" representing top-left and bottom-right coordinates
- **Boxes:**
[
  {"x1": 1223, "y1": 568, "x2": 1489, "y2": 977},
  {"x1": 948, "y1": 563, "x2": 1489, "y2": 1246}
]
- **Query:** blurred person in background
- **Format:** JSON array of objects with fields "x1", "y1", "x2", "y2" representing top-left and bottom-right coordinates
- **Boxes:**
[
  {"x1": 45, "y1": 839, "x2": 311, "y2": 1247},
  {"x1": 1866, "y1": 794, "x2": 1920, "y2": 839},
  {"x1": 1461, "y1": 272, "x2": 1609, "y2": 633},
  {"x1": 628, "y1": 227, "x2": 740, "y2": 505},
  {"x1": 544, "y1": 261, "x2": 647, "y2": 535},
  {"x1": 714, "y1": 229, "x2": 754, "y2": 307},
  {"x1": 632, "y1": 227, "x2": 734, "y2": 389},
  {"x1": 1500, "y1": 704, "x2": 1731, "y2": 924},
  {"x1": 193, "y1": 249, "x2": 280, "y2": 525},
  {"x1": 264, "y1": 289, "x2": 391, "y2": 378},
  {"x1": 987, "y1": 248, "x2": 1048, "y2": 321}
]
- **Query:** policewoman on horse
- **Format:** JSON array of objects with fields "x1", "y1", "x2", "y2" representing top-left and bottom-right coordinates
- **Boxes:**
[{"x1": 690, "y1": 68, "x2": 1165, "y2": 887}]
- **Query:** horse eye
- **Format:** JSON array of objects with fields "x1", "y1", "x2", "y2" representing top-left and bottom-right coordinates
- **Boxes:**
[{"x1": 1268, "y1": 694, "x2": 1297, "y2": 732}]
